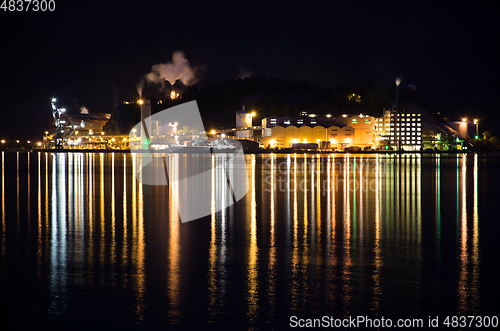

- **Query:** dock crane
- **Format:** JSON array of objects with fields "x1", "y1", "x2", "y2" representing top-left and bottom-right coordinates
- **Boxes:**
[{"x1": 49, "y1": 98, "x2": 81, "y2": 148}]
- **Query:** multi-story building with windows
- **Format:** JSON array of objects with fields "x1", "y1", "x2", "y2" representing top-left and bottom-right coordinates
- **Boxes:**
[{"x1": 377, "y1": 109, "x2": 422, "y2": 151}]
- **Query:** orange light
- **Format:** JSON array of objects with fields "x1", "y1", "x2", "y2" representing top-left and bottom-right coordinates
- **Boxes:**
[
  {"x1": 138, "y1": 99, "x2": 144, "y2": 105},
  {"x1": 170, "y1": 90, "x2": 179, "y2": 99},
  {"x1": 462, "y1": 118, "x2": 467, "y2": 123}
]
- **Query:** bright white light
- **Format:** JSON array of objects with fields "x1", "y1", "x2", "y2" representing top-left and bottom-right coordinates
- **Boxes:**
[
  {"x1": 52, "y1": 98, "x2": 56, "y2": 102},
  {"x1": 396, "y1": 78, "x2": 401, "y2": 86}
]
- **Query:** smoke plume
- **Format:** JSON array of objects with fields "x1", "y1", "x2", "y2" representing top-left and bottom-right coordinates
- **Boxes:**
[
  {"x1": 136, "y1": 77, "x2": 145, "y2": 98},
  {"x1": 146, "y1": 51, "x2": 199, "y2": 90},
  {"x1": 238, "y1": 66, "x2": 252, "y2": 79}
]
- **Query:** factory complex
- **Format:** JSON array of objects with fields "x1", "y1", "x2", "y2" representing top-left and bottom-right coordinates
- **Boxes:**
[{"x1": 24, "y1": 98, "x2": 478, "y2": 152}]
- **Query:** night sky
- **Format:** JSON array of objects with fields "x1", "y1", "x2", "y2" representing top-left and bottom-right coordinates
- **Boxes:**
[{"x1": 1, "y1": 0, "x2": 499, "y2": 139}]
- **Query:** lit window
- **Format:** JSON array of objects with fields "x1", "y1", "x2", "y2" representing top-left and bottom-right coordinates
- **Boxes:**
[
  {"x1": 417, "y1": 128, "x2": 421, "y2": 131},
  {"x1": 417, "y1": 123, "x2": 421, "y2": 126}
]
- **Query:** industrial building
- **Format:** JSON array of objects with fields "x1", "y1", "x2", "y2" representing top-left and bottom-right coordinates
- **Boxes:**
[{"x1": 259, "y1": 109, "x2": 422, "y2": 151}]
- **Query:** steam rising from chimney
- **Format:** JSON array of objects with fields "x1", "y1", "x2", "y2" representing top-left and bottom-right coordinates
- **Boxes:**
[
  {"x1": 146, "y1": 51, "x2": 199, "y2": 90},
  {"x1": 136, "y1": 77, "x2": 145, "y2": 98},
  {"x1": 238, "y1": 67, "x2": 252, "y2": 79}
]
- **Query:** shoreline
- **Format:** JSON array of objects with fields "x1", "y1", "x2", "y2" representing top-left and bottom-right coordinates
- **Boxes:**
[{"x1": 1, "y1": 148, "x2": 497, "y2": 156}]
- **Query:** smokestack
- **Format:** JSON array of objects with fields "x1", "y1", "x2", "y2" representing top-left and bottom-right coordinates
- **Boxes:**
[{"x1": 141, "y1": 100, "x2": 151, "y2": 149}]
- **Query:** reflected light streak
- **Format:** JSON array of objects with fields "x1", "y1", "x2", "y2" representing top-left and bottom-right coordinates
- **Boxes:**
[
  {"x1": 110, "y1": 154, "x2": 116, "y2": 282},
  {"x1": 1, "y1": 152, "x2": 5, "y2": 261},
  {"x1": 303, "y1": 155, "x2": 309, "y2": 266},
  {"x1": 436, "y1": 155, "x2": 441, "y2": 245},
  {"x1": 458, "y1": 155, "x2": 468, "y2": 313},
  {"x1": 291, "y1": 154, "x2": 299, "y2": 310},
  {"x1": 167, "y1": 154, "x2": 180, "y2": 319},
  {"x1": 99, "y1": 153, "x2": 105, "y2": 282},
  {"x1": 208, "y1": 155, "x2": 217, "y2": 316},
  {"x1": 268, "y1": 155, "x2": 277, "y2": 314},
  {"x1": 316, "y1": 157, "x2": 322, "y2": 266},
  {"x1": 87, "y1": 154, "x2": 95, "y2": 281},
  {"x1": 27, "y1": 152, "x2": 30, "y2": 233},
  {"x1": 247, "y1": 154, "x2": 259, "y2": 323},
  {"x1": 122, "y1": 155, "x2": 128, "y2": 270},
  {"x1": 37, "y1": 153, "x2": 42, "y2": 277},
  {"x1": 17, "y1": 152, "x2": 19, "y2": 230},
  {"x1": 471, "y1": 154, "x2": 480, "y2": 312},
  {"x1": 50, "y1": 154, "x2": 68, "y2": 313},
  {"x1": 136, "y1": 164, "x2": 146, "y2": 320},
  {"x1": 372, "y1": 155, "x2": 381, "y2": 310},
  {"x1": 343, "y1": 154, "x2": 352, "y2": 310}
]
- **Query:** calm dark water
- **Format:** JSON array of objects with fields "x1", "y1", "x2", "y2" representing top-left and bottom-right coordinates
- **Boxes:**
[{"x1": 0, "y1": 151, "x2": 499, "y2": 330}]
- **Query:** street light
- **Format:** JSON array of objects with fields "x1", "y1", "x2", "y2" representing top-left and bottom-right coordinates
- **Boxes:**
[
  {"x1": 395, "y1": 78, "x2": 401, "y2": 150},
  {"x1": 474, "y1": 119, "x2": 479, "y2": 138}
]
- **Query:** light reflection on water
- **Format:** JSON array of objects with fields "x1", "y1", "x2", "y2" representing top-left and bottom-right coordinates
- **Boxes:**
[{"x1": 0, "y1": 152, "x2": 495, "y2": 329}]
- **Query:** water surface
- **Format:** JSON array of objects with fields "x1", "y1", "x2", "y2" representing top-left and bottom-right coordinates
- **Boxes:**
[{"x1": 0, "y1": 152, "x2": 498, "y2": 329}]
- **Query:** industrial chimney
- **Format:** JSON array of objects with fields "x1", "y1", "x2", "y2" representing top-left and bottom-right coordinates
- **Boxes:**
[{"x1": 141, "y1": 99, "x2": 151, "y2": 149}]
